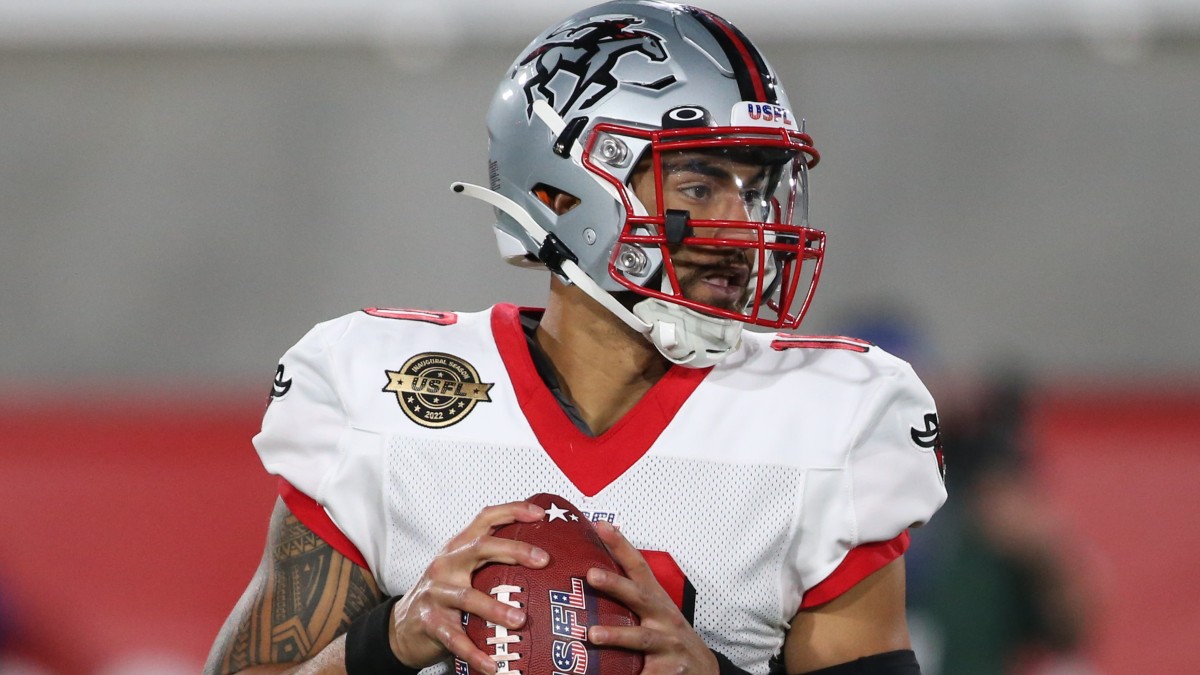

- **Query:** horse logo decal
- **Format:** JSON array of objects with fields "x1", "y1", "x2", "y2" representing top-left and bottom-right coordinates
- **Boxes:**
[{"x1": 519, "y1": 17, "x2": 677, "y2": 117}]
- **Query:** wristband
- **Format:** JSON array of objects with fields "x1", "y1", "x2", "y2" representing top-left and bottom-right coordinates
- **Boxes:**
[
  {"x1": 345, "y1": 596, "x2": 419, "y2": 675},
  {"x1": 803, "y1": 649, "x2": 921, "y2": 674}
]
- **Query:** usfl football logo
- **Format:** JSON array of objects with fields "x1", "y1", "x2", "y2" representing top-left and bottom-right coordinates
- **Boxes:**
[
  {"x1": 549, "y1": 578, "x2": 591, "y2": 674},
  {"x1": 383, "y1": 352, "x2": 493, "y2": 428}
]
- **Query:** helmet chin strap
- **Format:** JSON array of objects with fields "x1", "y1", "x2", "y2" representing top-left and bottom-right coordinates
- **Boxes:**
[
  {"x1": 635, "y1": 241, "x2": 745, "y2": 368},
  {"x1": 452, "y1": 100, "x2": 745, "y2": 368},
  {"x1": 453, "y1": 181, "x2": 744, "y2": 368},
  {"x1": 451, "y1": 181, "x2": 651, "y2": 338}
]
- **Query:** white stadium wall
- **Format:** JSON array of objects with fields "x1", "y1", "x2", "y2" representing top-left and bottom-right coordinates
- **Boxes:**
[{"x1": 3, "y1": 30, "x2": 1198, "y2": 384}]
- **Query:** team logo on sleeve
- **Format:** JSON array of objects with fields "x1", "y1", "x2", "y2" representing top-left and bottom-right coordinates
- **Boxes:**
[
  {"x1": 267, "y1": 363, "x2": 292, "y2": 406},
  {"x1": 383, "y1": 352, "x2": 494, "y2": 428},
  {"x1": 910, "y1": 412, "x2": 946, "y2": 482}
]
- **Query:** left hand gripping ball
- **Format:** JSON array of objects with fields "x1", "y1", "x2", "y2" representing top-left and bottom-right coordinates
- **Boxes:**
[{"x1": 458, "y1": 493, "x2": 642, "y2": 675}]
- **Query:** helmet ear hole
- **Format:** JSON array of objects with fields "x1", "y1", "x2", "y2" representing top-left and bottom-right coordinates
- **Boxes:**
[{"x1": 531, "y1": 184, "x2": 581, "y2": 215}]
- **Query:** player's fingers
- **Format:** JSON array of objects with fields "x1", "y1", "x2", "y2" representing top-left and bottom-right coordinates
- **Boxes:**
[
  {"x1": 431, "y1": 616, "x2": 500, "y2": 675},
  {"x1": 459, "y1": 501, "x2": 547, "y2": 540},
  {"x1": 586, "y1": 623, "x2": 664, "y2": 653},
  {"x1": 592, "y1": 521, "x2": 655, "y2": 582},
  {"x1": 585, "y1": 564, "x2": 659, "y2": 618},
  {"x1": 428, "y1": 581, "x2": 527, "y2": 630},
  {"x1": 437, "y1": 531, "x2": 550, "y2": 573},
  {"x1": 432, "y1": 501, "x2": 549, "y2": 575},
  {"x1": 393, "y1": 585, "x2": 522, "y2": 670}
]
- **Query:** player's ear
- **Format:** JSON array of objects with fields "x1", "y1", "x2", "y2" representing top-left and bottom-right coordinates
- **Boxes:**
[{"x1": 532, "y1": 184, "x2": 580, "y2": 216}]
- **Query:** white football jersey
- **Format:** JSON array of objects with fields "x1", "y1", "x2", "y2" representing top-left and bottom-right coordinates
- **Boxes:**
[{"x1": 255, "y1": 304, "x2": 947, "y2": 674}]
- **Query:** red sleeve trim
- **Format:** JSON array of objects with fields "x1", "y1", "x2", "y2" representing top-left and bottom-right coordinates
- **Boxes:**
[
  {"x1": 278, "y1": 477, "x2": 369, "y2": 569},
  {"x1": 800, "y1": 531, "x2": 910, "y2": 609}
]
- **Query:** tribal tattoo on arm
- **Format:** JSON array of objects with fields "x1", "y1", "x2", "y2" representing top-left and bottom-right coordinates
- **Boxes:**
[{"x1": 205, "y1": 498, "x2": 384, "y2": 674}]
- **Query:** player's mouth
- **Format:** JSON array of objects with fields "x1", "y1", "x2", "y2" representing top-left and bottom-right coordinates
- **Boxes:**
[{"x1": 679, "y1": 263, "x2": 751, "y2": 310}]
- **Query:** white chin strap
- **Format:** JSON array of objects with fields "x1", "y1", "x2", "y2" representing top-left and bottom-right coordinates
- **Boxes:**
[{"x1": 451, "y1": 181, "x2": 742, "y2": 368}]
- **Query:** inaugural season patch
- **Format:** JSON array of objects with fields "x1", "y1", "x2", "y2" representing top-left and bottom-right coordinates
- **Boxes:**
[{"x1": 383, "y1": 352, "x2": 493, "y2": 428}]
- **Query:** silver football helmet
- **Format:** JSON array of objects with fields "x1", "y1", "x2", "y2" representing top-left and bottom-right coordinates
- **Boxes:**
[{"x1": 453, "y1": 0, "x2": 823, "y2": 367}]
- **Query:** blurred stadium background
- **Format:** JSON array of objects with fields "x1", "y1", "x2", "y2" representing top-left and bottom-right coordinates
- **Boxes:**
[{"x1": 2, "y1": 1, "x2": 1198, "y2": 672}]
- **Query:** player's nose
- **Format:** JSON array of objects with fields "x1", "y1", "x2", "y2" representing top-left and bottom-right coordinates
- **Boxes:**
[
  {"x1": 716, "y1": 191, "x2": 756, "y2": 223},
  {"x1": 695, "y1": 197, "x2": 758, "y2": 241}
]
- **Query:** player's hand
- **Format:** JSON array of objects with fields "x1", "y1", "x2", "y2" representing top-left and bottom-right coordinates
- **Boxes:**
[
  {"x1": 388, "y1": 501, "x2": 549, "y2": 674},
  {"x1": 586, "y1": 521, "x2": 720, "y2": 675}
]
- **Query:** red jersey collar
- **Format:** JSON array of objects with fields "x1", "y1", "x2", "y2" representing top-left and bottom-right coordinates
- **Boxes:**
[{"x1": 490, "y1": 303, "x2": 710, "y2": 496}]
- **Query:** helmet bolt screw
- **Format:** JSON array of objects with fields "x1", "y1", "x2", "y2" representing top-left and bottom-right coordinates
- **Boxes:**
[
  {"x1": 616, "y1": 245, "x2": 649, "y2": 275},
  {"x1": 584, "y1": 228, "x2": 597, "y2": 245},
  {"x1": 596, "y1": 135, "x2": 630, "y2": 167}
]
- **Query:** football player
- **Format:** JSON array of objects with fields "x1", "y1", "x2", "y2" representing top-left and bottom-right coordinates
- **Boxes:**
[{"x1": 205, "y1": 2, "x2": 947, "y2": 674}]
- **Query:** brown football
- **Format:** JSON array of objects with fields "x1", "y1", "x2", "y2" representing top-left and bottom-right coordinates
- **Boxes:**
[{"x1": 458, "y1": 493, "x2": 642, "y2": 675}]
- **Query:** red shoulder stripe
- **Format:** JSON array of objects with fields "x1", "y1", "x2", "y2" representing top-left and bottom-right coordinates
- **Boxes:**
[
  {"x1": 771, "y1": 335, "x2": 871, "y2": 353},
  {"x1": 278, "y1": 478, "x2": 369, "y2": 569},
  {"x1": 361, "y1": 307, "x2": 457, "y2": 325}
]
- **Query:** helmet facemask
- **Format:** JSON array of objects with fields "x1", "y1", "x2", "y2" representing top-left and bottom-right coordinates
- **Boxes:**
[{"x1": 584, "y1": 122, "x2": 825, "y2": 332}]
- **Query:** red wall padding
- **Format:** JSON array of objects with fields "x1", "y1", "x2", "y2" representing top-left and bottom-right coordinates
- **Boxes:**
[
  {"x1": 1026, "y1": 383, "x2": 1200, "y2": 673},
  {"x1": 2, "y1": 382, "x2": 1197, "y2": 672},
  {"x1": 0, "y1": 390, "x2": 275, "y2": 673}
]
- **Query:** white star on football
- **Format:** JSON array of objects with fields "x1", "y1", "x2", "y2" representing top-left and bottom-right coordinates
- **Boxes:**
[{"x1": 545, "y1": 503, "x2": 569, "y2": 522}]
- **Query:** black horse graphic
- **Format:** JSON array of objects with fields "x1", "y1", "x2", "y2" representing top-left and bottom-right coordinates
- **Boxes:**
[{"x1": 520, "y1": 18, "x2": 675, "y2": 117}]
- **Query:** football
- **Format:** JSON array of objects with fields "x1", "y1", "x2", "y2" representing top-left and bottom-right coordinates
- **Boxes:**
[{"x1": 458, "y1": 493, "x2": 642, "y2": 675}]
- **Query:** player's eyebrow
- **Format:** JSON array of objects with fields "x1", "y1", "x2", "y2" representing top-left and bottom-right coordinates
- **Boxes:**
[
  {"x1": 662, "y1": 157, "x2": 730, "y2": 180},
  {"x1": 662, "y1": 157, "x2": 769, "y2": 186}
]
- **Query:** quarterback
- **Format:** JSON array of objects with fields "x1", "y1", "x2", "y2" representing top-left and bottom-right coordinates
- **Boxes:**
[{"x1": 206, "y1": 2, "x2": 947, "y2": 675}]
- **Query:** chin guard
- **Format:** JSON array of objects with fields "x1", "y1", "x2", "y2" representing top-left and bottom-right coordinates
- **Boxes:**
[
  {"x1": 632, "y1": 297, "x2": 742, "y2": 368},
  {"x1": 454, "y1": 180, "x2": 745, "y2": 369}
]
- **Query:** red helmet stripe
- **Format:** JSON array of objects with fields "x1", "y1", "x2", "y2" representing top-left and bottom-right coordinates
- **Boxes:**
[{"x1": 687, "y1": 7, "x2": 772, "y2": 103}]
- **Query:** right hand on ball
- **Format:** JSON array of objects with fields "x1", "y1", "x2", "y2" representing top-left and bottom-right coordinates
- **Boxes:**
[{"x1": 387, "y1": 501, "x2": 549, "y2": 674}]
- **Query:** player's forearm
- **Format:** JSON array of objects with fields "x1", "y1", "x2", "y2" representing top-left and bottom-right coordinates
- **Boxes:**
[
  {"x1": 218, "y1": 665, "x2": 313, "y2": 675},
  {"x1": 206, "y1": 499, "x2": 384, "y2": 675},
  {"x1": 204, "y1": 558, "x2": 373, "y2": 675},
  {"x1": 207, "y1": 629, "x2": 353, "y2": 675}
]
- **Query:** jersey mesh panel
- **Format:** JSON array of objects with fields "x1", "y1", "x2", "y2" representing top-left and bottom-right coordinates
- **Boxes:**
[{"x1": 383, "y1": 434, "x2": 803, "y2": 675}]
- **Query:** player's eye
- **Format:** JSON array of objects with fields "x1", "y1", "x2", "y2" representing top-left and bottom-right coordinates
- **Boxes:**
[{"x1": 678, "y1": 183, "x2": 712, "y2": 201}]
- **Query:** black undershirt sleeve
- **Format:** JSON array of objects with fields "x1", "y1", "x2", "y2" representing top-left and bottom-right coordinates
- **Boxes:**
[
  {"x1": 714, "y1": 649, "x2": 919, "y2": 675},
  {"x1": 799, "y1": 649, "x2": 921, "y2": 674}
]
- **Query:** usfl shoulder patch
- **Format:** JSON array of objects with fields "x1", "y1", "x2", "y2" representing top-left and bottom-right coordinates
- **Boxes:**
[{"x1": 383, "y1": 352, "x2": 493, "y2": 428}]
